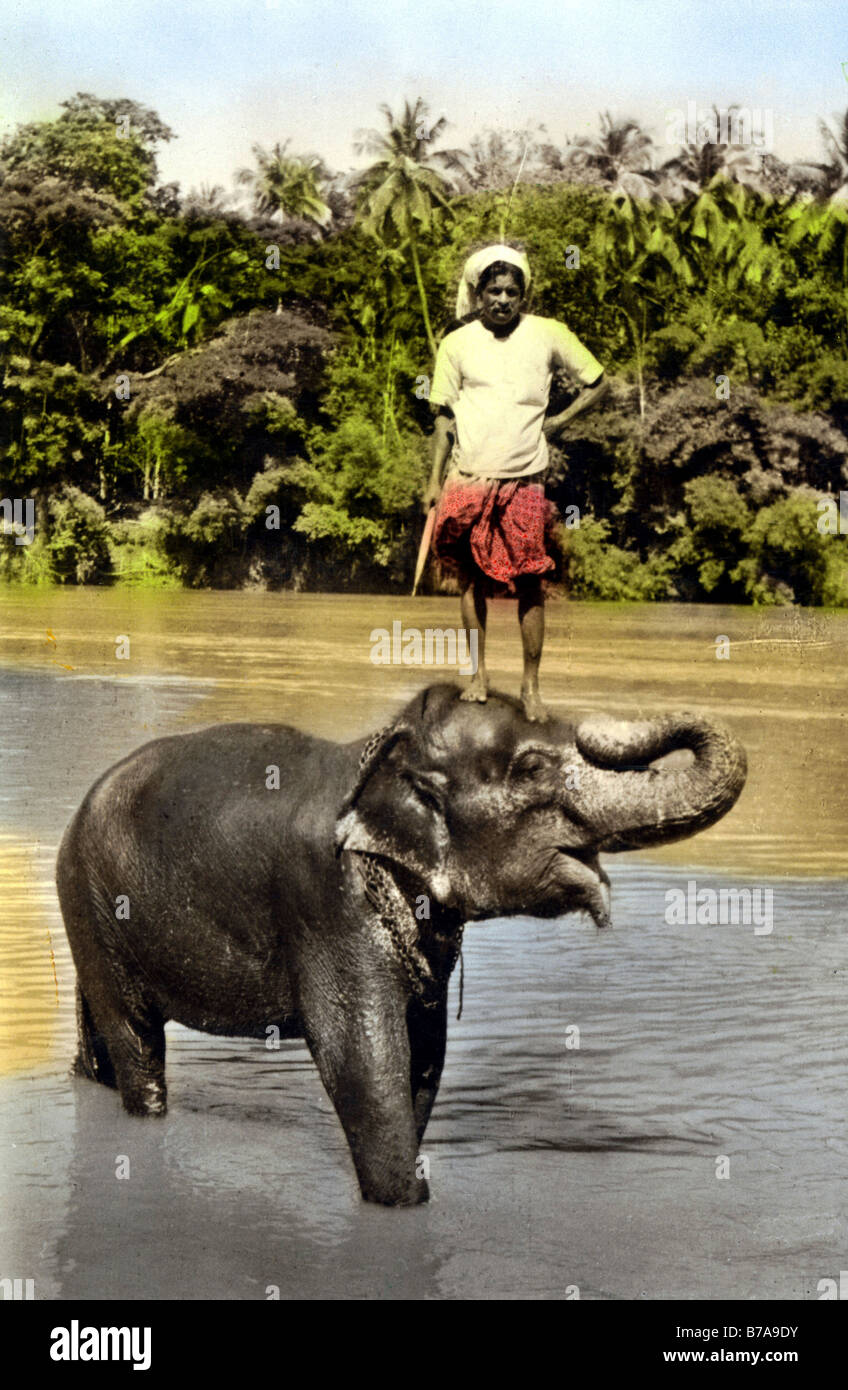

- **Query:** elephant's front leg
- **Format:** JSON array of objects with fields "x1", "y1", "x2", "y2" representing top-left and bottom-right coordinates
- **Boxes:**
[
  {"x1": 409, "y1": 994, "x2": 448, "y2": 1145},
  {"x1": 302, "y1": 968, "x2": 427, "y2": 1207}
]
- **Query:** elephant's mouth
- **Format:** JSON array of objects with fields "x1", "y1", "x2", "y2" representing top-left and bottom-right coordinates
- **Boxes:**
[
  {"x1": 555, "y1": 847, "x2": 612, "y2": 930},
  {"x1": 460, "y1": 844, "x2": 612, "y2": 931},
  {"x1": 486, "y1": 843, "x2": 610, "y2": 930}
]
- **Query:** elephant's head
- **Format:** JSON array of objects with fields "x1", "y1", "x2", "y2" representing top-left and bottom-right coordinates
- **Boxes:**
[{"x1": 336, "y1": 685, "x2": 747, "y2": 930}]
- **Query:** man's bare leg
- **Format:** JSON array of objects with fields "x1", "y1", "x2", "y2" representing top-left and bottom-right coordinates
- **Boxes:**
[
  {"x1": 459, "y1": 571, "x2": 488, "y2": 702},
  {"x1": 518, "y1": 577, "x2": 548, "y2": 722}
]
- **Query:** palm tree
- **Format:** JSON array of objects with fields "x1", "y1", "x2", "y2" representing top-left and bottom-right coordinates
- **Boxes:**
[
  {"x1": 756, "y1": 152, "x2": 796, "y2": 200},
  {"x1": 789, "y1": 109, "x2": 848, "y2": 201},
  {"x1": 353, "y1": 99, "x2": 464, "y2": 359},
  {"x1": 561, "y1": 111, "x2": 658, "y2": 199},
  {"x1": 659, "y1": 105, "x2": 763, "y2": 198},
  {"x1": 463, "y1": 126, "x2": 546, "y2": 191},
  {"x1": 182, "y1": 183, "x2": 232, "y2": 217},
  {"x1": 236, "y1": 141, "x2": 332, "y2": 230}
]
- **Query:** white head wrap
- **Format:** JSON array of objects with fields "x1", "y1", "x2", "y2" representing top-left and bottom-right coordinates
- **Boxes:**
[{"x1": 455, "y1": 244, "x2": 532, "y2": 319}]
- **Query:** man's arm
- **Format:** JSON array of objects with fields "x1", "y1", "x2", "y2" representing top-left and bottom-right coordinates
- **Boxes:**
[
  {"x1": 423, "y1": 407, "x2": 453, "y2": 510},
  {"x1": 423, "y1": 332, "x2": 461, "y2": 507},
  {"x1": 543, "y1": 374, "x2": 608, "y2": 440}
]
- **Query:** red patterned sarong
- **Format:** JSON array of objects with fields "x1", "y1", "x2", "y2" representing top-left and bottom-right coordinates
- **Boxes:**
[{"x1": 432, "y1": 475, "x2": 558, "y2": 587}]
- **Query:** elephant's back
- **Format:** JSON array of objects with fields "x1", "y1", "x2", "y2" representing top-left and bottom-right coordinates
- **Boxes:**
[
  {"x1": 56, "y1": 723, "x2": 355, "y2": 1025},
  {"x1": 70, "y1": 723, "x2": 337, "y2": 826},
  {"x1": 57, "y1": 722, "x2": 352, "y2": 907}
]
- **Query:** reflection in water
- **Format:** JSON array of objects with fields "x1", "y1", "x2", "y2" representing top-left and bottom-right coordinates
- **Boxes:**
[
  {"x1": 1, "y1": 589, "x2": 847, "y2": 1299},
  {"x1": 0, "y1": 837, "x2": 62, "y2": 1072}
]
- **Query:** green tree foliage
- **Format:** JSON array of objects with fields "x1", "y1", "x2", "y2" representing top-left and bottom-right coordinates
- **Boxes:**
[
  {"x1": 1, "y1": 359, "x2": 102, "y2": 490},
  {"x1": 2, "y1": 95, "x2": 848, "y2": 599},
  {"x1": 1, "y1": 93, "x2": 175, "y2": 205},
  {"x1": 1, "y1": 485, "x2": 111, "y2": 584},
  {"x1": 733, "y1": 496, "x2": 848, "y2": 605},
  {"x1": 120, "y1": 308, "x2": 333, "y2": 494},
  {"x1": 294, "y1": 415, "x2": 425, "y2": 582},
  {"x1": 45, "y1": 485, "x2": 112, "y2": 583},
  {"x1": 669, "y1": 476, "x2": 752, "y2": 600},
  {"x1": 563, "y1": 515, "x2": 674, "y2": 599}
]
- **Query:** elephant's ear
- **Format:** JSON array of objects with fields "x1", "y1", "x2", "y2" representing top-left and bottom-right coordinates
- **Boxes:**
[
  {"x1": 336, "y1": 722, "x2": 412, "y2": 834},
  {"x1": 334, "y1": 692, "x2": 454, "y2": 904}
]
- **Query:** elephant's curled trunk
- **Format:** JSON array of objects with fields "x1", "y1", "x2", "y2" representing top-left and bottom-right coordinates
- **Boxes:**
[{"x1": 573, "y1": 713, "x2": 747, "y2": 852}]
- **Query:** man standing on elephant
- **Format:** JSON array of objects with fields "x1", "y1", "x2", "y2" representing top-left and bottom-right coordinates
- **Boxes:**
[{"x1": 423, "y1": 243, "x2": 608, "y2": 722}]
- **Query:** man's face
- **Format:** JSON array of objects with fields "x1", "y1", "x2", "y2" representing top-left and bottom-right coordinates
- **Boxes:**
[{"x1": 478, "y1": 271, "x2": 523, "y2": 331}]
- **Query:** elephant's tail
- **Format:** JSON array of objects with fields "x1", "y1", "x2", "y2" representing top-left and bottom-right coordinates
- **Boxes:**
[{"x1": 71, "y1": 984, "x2": 117, "y2": 1089}]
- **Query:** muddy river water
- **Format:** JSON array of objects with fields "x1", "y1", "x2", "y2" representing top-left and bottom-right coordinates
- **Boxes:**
[{"x1": 1, "y1": 589, "x2": 846, "y2": 1299}]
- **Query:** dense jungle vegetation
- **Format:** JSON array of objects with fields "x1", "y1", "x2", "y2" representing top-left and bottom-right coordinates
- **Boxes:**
[{"x1": 1, "y1": 93, "x2": 847, "y2": 602}]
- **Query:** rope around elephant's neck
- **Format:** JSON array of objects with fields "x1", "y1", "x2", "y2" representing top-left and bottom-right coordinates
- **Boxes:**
[{"x1": 353, "y1": 854, "x2": 464, "y2": 1015}]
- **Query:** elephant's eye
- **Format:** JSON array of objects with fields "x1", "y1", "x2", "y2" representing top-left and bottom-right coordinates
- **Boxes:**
[
  {"x1": 403, "y1": 772, "x2": 444, "y2": 815},
  {"x1": 511, "y1": 749, "x2": 554, "y2": 779}
]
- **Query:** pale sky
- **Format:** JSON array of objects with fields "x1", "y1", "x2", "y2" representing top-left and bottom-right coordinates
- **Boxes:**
[{"x1": 2, "y1": 0, "x2": 846, "y2": 196}]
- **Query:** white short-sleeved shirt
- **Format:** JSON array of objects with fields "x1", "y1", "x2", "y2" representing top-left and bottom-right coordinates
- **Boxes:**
[{"x1": 429, "y1": 314, "x2": 603, "y2": 479}]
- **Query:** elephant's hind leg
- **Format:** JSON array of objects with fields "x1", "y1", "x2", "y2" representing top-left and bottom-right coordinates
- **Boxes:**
[
  {"x1": 72, "y1": 984, "x2": 117, "y2": 1089},
  {"x1": 73, "y1": 976, "x2": 167, "y2": 1117},
  {"x1": 99, "y1": 1001, "x2": 167, "y2": 1117},
  {"x1": 60, "y1": 857, "x2": 168, "y2": 1116}
]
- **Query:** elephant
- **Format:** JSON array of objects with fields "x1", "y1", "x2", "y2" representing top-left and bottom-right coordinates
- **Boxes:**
[{"x1": 56, "y1": 683, "x2": 746, "y2": 1206}]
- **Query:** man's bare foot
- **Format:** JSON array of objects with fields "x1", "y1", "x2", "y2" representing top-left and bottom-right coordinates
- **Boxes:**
[
  {"x1": 521, "y1": 685, "x2": 549, "y2": 722},
  {"x1": 461, "y1": 671, "x2": 488, "y2": 703}
]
